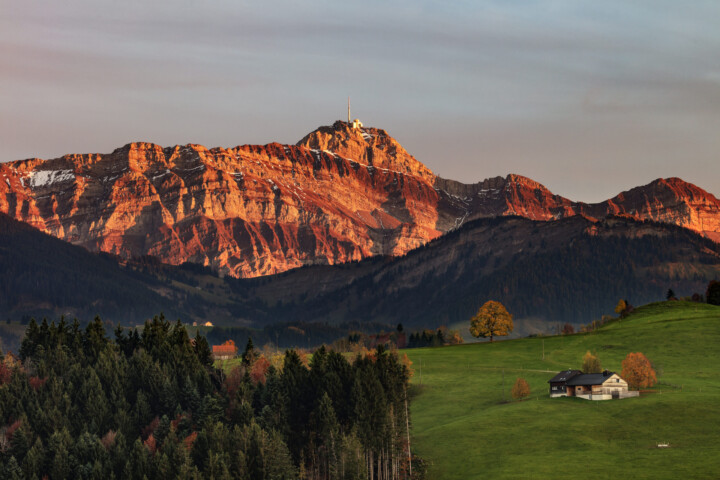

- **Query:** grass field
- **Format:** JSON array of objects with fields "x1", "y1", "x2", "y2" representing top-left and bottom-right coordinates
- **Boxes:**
[{"x1": 405, "y1": 301, "x2": 720, "y2": 479}]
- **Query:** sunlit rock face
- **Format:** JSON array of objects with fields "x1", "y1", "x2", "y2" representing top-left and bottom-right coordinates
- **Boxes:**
[{"x1": 1, "y1": 121, "x2": 719, "y2": 277}]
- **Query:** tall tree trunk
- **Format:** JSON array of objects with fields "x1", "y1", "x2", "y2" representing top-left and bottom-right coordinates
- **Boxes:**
[
  {"x1": 369, "y1": 450, "x2": 374, "y2": 480},
  {"x1": 405, "y1": 390, "x2": 412, "y2": 480}
]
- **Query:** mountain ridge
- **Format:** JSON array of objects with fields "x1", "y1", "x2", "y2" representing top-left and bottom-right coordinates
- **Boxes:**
[
  {"x1": 2, "y1": 121, "x2": 719, "y2": 277},
  {"x1": 226, "y1": 214, "x2": 720, "y2": 331}
]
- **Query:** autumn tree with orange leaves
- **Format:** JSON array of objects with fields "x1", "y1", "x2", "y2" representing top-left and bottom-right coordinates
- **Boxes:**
[
  {"x1": 621, "y1": 352, "x2": 657, "y2": 389},
  {"x1": 250, "y1": 356, "x2": 271, "y2": 384},
  {"x1": 470, "y1": 300, "x2": 513, "y2": 342},
  {"x1": 511, "y1": 378, "x2": 530, "y2": 400}
]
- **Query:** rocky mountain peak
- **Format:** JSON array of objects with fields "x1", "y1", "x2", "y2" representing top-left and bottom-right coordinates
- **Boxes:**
[
  {"x1": 297, "y1": 121, "x2": 435, "y2": 181},
  {"x1": 504, "y1": 173, "x2": 548, "y2": 191}
]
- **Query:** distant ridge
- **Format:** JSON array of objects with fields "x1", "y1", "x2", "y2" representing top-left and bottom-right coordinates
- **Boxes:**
[
  {"x1": 1, "y1": 121, "x2": 719, "y2": 277},
  {"x1": 0, "y1": 212, "x2": 181, "y2": 323},
  {"x1": 4, "y1": 210, "x2": 719, "y2": 333},
  {"x1": 227, "y1": 214, "x2": 720, "y2": 331}
]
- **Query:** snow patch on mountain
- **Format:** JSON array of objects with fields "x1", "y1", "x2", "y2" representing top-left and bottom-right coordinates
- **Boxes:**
[{"x1": 29, "y1": 170, "x2": 75, "y2": 188}]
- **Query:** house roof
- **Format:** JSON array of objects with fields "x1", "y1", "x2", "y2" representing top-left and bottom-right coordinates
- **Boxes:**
[
  {"x1": 566, "y1": 372, "x2": 617, "y2": 386},
  {"x1": 547, "y1": 370, "x2": 582, "y2": 383},
  {"x1": 212, "y1": 345, "x2": 237, "y2": 355}
]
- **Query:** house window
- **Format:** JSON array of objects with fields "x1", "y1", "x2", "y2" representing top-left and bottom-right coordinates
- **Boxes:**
[{"x1": 616, "y1": 379, "x2": 620, "y2": 383}]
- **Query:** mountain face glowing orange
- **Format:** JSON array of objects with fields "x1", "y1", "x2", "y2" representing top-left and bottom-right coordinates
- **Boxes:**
[{"x1": 1, "y1": 121, "x2": 719, "y2": 277}]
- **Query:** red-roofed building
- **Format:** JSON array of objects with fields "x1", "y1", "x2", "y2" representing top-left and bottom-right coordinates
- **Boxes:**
[{"x1": 212, "y1": 340, "x2": 237, "y2": 360}]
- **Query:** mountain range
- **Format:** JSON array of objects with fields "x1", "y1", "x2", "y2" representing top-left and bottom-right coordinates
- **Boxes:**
[
  {"x1": 2, "y1": 120, "x2": 719, "y2": 279},
  {"x1": 1, "y1": 121, "x2": 720, "y2": 338}
]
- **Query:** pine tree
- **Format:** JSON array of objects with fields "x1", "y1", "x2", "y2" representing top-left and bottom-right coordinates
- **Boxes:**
[
  {"x1": 242, "y1": 337, "x2": 256, "y2": 367},
  {"x1": 48, "y1": 428, "x2": 73, "y2": 480},
  {"x1": 22, "y1": 438, "x2": 45, "y2": 479},
  {"x1": 2, "y1": 456, "x2": 23, "y2": 480},
  {"x1": 311, "y1": 393, "x2": 341, "y2": 478},
  {"x1": 9, "y1": 423, "x2": 31, "y2": 461},
  {"x1": 194, "y1": 332, "x2": 213, "y2": 367},
  {"x1": 19, "y1": 318, "x2": 39, "y2": 360},
  {"x1": 84, "y1": 316, "x2": 110, "y2": 363}
]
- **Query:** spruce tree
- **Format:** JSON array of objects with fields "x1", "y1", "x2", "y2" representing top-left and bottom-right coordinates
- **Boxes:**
[
  {"x1": 2, "y1": 456, "x2": 23, "y2": 480},
  {"x1": 194, "y1": 332, "x2": 213, "y2": 367},
  {"x1": 242, "y1": 337, "x2": 256, "y2": 367}
]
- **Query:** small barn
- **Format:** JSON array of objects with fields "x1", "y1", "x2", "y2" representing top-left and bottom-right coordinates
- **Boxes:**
[{"x1": 548, "y1": 370, "x2": 639, "y2": 400}]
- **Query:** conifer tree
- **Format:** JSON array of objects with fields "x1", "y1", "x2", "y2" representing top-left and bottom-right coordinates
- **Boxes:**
[
  {"x1": 194, "y1": 332, "x2": 213, "y2": 367},
  {"x1": 22, "y1": 438, "x2": 45, "y2": 479},
  {"x1": 2, "y1": 456, "x2": 23, "y2": 480},
  {"x1": 242, "y1": 337, "x2": 256, "y2": 367}
]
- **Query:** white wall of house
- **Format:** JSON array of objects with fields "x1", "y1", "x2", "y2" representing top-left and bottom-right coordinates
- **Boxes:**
[{"x1": 601, "y1": 374, "x2": 629, "y2": 395}]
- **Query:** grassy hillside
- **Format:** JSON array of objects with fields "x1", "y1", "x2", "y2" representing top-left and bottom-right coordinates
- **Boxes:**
[{"x1": 405, "y1": 301, "x2": 720, "y2": 479}]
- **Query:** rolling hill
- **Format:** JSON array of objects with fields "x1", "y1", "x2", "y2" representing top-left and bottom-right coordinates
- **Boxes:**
[{"x1": 405, "y1": 301, "x2": 720, "y2": 479}]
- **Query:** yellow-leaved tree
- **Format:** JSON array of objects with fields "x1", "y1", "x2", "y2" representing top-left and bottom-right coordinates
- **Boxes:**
[
  {"x1": 469, "y1": 300, "x2": 513, "y2": 342},
  {"x1": 581, "y1": 351, "x2": 602, "y2": 373},
  {"x1": 614, "y1": 299, "x2": 627, "y2": 314}
]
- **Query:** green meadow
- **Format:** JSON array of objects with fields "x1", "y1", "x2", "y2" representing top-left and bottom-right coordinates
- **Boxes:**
[{"x1": 405, "y1": 301, "x2": 720, "y2": 479}]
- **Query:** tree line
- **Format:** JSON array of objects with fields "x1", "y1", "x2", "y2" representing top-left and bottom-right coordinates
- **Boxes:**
[{"x1": 0, "y1": 315, "x2": 419, "y2": 479}]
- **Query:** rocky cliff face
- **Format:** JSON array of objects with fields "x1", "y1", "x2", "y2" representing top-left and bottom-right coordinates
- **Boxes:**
[
  {"x1": 436, "y1": 174, "x2": 720, "y2": 242},
  {"x1": 0, "y1": 123, "x2": 453, "y2": 277},
  {"x1": 2, "y1": 120, "x2": 719, "y2": 277}
]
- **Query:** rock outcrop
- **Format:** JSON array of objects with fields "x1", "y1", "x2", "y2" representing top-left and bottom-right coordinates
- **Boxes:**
[{"x1": 1, "y1": 120, "x2": 719, "y2": 277}]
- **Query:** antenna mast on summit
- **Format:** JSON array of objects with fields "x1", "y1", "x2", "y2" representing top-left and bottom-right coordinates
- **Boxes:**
[{"x1": 347, "y1": 96, "x2": 351, "y2": 124}]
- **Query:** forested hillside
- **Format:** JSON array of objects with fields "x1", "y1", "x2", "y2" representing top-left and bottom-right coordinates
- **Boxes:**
[
  {"x1": 4, "y1": 213, "x2": 720, "y2": 341},
  {"x1": 0, "y1": 316, "x2": 414, "y2": 479},
  {"x1": 0, "y1": 213, "x2": 181, "y2": 323},
  {"x1": 231, "y1": 215, "x2": 720, "y2": 330}
]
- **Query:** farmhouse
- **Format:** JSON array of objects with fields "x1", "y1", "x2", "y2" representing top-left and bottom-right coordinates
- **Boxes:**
[
  {"x1": 212, "y1": 340, "x2": 237, "y2": 360},
  {"x1": 548, "y1": 370, "x2": 639, "y2": 400},
  {"x1": 548, "y1": 370, "x2": 582, "y2": 397}
]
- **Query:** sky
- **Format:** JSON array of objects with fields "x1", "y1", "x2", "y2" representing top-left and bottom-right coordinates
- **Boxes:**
[{"x1": 1, "y1": 0, "x2": 719, "y2": 202}]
